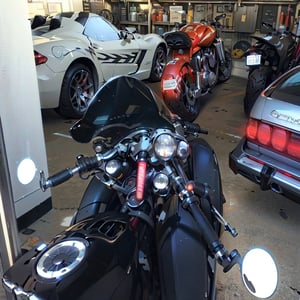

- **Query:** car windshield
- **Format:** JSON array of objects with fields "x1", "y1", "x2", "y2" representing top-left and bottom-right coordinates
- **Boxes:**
[
  {"x1": 84, "y1": 16, "x2": 120, "y2": 41},
  {"x1": 266, "y1": 67, "x2": 300, "y2": 105},
  {"x1": 70, "y1": 76, "x2": 173, "y2": 143}
]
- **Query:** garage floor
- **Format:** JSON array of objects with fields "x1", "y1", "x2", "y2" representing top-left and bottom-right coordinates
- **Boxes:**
[{"x1": 1, "y1": 75, "x2": 300, "y2": 299}]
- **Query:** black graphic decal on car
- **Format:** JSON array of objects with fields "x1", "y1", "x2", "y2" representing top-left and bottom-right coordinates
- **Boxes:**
[{"x1": 96, "y1": 52, "x2": 138, "y2": 63}]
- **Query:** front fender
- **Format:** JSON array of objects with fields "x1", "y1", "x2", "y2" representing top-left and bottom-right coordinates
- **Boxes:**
[{"x1": 161, "y1": 58, "x2": 192, "y2": 102}]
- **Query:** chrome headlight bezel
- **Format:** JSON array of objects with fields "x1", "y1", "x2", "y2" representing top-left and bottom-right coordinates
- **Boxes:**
[{"x1": 154, "y1": 133, "x2": 177, "y2": 161}]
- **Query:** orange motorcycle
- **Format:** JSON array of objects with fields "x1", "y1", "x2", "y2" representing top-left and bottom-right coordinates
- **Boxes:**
[{"x1": 161, "y1": 14, "x2": 232, "y2": 121}]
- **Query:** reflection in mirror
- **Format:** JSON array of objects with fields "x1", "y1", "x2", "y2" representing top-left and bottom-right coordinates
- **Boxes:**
[{"x1": 241, "y1": 248, "x2": 278, "y2": 299}]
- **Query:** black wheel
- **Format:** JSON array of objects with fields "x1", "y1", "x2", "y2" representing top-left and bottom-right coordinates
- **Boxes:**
[
  {"x1": 99, "y1": 9, "x2": 113, "y2": 23},
  {"x1": 149, "y1": 46, "x2": 167, "y2": 82},
  {"x1": 57, "y1": 63, "x2": 96, "y2": 119},
  {"x1": 243, "y1": 67, "x2": 271, "y2": 116},
  {"x1": 218, "y1": 50, "x2": 232, "y2": 82},
  {"x1": 165, "y1": 65, "x2": 201, "y2": 122},
  {"x1": 177, "y1": 67, "x2": 201, "y2": 122}
]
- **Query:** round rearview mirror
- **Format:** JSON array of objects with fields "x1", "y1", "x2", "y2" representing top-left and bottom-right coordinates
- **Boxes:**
[{"x1": 241, "y1": 248, "x2": 278, "y2": 298}]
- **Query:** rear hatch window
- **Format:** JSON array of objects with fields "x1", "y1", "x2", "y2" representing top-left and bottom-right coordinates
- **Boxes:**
[{"x1": 265, "y1": 68, "x2": 300, "y2": 105}]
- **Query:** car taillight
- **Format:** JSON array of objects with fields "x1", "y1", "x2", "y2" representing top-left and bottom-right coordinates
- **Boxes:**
[
  {"x1": 246, "y1": 118, "x2": 300, "y2": 160},
  {"x1": 246, "y1": 119, "x2": 258, "y2": 139},
  {"x1": 271, "y1": 128, "x2": 288, "y2": 152},
  {"x1": 34, "y1": 51, "x2": 47, "y2": 65},
  {"x1": 257, "y1": 123, "x2": 271, "y2": 145},
  {"x1": 287, "y1": 135, "x2": 300, "y2": 158}
]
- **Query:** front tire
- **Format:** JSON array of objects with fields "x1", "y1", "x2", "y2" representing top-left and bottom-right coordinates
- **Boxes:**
[
  {"x1": 149, "y1": 45, "x2": 167, "y2": 82},
  {"x1": 243, "y1": 67, "x2": 272, "y2": 116},
  {"x1": 188, "y1": 138, "x2": 224, "y2": 236},
  {"x1": 164, "y1": 64, "x2": 201, "y2": 122},
  {"x1": 56, "y1": 63, "x2": 96, "y2": 119}
]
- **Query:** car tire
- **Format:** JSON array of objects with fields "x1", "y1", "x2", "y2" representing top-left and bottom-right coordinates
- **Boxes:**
[
  {"x1": 56, "y1": 63, "x2": 96, "y2": 119},
  {"x1": 149, "y1": 46, "x2": 166, "y2": 82}
]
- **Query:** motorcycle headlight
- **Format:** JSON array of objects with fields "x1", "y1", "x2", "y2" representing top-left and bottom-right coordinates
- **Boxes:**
[
  {"x1": 154, "y1": 134, "x2": 176, "y2": 161},
  {"x1": 153, "y1": 172, "x2": 169, "y2": 190}
]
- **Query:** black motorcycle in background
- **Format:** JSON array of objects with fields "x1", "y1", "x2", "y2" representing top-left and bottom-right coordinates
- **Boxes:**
[
  {"x1": 243, "y1": 22, "x2": 297, "y2": 116},
  {"x1": 2, "y1": 76, "x2": 278, "y2": 299}
]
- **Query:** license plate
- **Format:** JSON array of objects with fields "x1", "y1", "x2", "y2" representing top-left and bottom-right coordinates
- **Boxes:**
[
  {"x1": 246, "y1": 54, "x2": 261, "y2": 66},
  {"x1": 162, "y1": 79, "x2": 177, "y2": 90}
]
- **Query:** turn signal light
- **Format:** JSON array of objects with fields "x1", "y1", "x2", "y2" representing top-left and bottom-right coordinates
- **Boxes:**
[
  {"x1": 246, "y1": 118, "x2": 300, "y2": 160},
  {"x1": 34, "y1": 51, "x2": 48, "y2": 65}
]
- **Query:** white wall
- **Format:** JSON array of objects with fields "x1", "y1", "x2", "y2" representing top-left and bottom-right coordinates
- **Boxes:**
[{"x1": 0, "y1": 0, "x2": 51, "y2": 218}]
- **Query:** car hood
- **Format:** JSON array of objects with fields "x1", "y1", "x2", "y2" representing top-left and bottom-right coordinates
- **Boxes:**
[{"x1": 252, "y1": 96, "x2": 300, "y2": 132}]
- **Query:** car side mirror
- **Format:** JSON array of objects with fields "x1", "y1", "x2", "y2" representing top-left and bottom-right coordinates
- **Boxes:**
[
  {"x1": 241, "y1": 247, "x2": 278, "y2": 298},
  {"x1": 120, "y1": 30, "x2": 128, "y2": 40}
]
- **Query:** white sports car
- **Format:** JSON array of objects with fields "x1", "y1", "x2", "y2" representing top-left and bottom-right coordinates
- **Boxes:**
[{"x1": 32, "y1": 12, "x2": 168, "y2": 118}]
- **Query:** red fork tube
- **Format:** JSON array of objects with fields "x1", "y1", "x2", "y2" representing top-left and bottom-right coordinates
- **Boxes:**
[
  {"x1": 136, "y1": 161, "x2": 146, "y2": 201},
  {"x1": 136, "y1": 152, "x2": 147, "y2": 202}
]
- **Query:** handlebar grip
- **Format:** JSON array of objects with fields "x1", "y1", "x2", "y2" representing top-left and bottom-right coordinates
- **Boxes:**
[
  {"x1": 40, "y1": 168, "x2": 74, "y2": 190},
  {"x1": 183, "y1": 122, "x2": 208, "y2": 135},
  {"x1": 40, "y1": 155, "x2": 101, "y2": 191}
]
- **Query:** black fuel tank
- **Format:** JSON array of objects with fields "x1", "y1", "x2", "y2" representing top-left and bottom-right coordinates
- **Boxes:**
[{"x1": 3, "y1": 212, "x2": 140, "y2": 300}]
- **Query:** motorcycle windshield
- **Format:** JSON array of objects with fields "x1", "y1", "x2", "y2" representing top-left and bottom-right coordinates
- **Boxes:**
[{"x1": 70, "y1": 76, "x2": 173, "y2": 143}]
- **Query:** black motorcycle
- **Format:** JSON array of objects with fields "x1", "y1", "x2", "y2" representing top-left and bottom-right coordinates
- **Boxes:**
[
  {"x1": 2, "y1": 76, "x2": 278, "y2": 299},
  {"x1": 243, "y1": 22, "x2": 297, "y2": 116}
]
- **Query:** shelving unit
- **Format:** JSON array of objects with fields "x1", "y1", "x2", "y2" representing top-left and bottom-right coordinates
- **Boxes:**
[
  {"x1": 120, "y1": 20, "x2": 149, "y2": 34},
  {"x1": 108, "y1": 0, "x2": 299, "y2": 49},
  {"x1": 112, "y1": 0, "x2": 151, "y2": 33},
  {"x1": 152, "y1": 21, "x2": 174, "y2": 34}
]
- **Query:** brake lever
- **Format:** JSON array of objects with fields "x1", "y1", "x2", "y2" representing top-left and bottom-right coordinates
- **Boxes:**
[
  {"x1": 211, "y1": 205, "x2": 238, "y2": 237},
  {"x1": 191, "y1": 181, "x2": 238, "y2": 237}
]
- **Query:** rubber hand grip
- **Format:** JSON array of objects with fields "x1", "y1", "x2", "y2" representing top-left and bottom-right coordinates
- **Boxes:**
[{"x1": 46, "y1": 168, "x2": 73, "y2": 187}]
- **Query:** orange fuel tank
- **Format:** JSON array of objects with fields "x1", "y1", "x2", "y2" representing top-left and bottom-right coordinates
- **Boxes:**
[{"x1": 180, "y1": 23, "x2": 216, "y2": 48}]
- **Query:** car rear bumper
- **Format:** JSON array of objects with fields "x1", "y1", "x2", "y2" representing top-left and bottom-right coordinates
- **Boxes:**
[{"x1": 229, "y1": 138, "x2": 300, "y2": 199}]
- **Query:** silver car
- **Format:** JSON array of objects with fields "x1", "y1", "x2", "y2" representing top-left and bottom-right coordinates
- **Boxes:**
[{"x1": 229, "y1": 65, "x2": 300, "y2": 201}]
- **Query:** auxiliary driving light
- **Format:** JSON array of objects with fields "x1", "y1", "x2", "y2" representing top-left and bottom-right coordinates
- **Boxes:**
[
  {"x1": 153, "y1": 173, "x2": 169, "y2": 190},
  {"x1": 177, "y1": 140, "x2": 189, "y2": 159},
  {"x1": 105, "y1": 160, "x2": 121, "y2": 177}
]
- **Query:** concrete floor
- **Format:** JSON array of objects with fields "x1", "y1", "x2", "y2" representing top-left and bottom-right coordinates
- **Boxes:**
[{"x1": 1, "y1": 75, "x2": 300, "y2": 299}]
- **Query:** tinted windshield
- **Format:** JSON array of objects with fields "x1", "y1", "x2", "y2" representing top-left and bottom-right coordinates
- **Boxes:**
[
  {"x1": 84, "y1": 16, "x2": 120, "y2": 41},
  {"x1": 70, "y1": 76, "x2": 173, "y2": 143}
]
